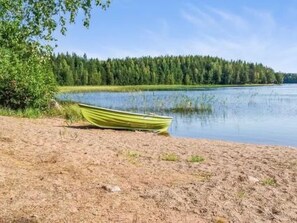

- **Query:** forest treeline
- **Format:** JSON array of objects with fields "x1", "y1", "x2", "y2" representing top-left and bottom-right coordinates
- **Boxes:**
[
  {"x1": 52, "y1": 53, "x2": 284, "y2": 86},
  {"x1": 284, "y1": 73, "x2": 297, "y2": 83}
]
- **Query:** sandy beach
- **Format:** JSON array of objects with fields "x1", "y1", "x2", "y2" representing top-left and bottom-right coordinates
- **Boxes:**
[{"x1": 0, "y1": 115, "x2": 296, "y2": 223}]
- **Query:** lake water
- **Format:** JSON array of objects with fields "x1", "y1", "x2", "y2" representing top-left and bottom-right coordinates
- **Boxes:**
[{"x1": 58, "y1": 84, "x2": 297, "y2": 147}]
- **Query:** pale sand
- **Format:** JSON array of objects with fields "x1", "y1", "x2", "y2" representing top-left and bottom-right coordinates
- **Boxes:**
[{"x1": 0, "y1": 116, "x2": 296, "y2": 223}]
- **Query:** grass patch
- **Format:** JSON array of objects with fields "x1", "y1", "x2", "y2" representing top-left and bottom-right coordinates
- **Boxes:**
[
  {"x1": 261, "y1": 177, "x2": 277, "y2": 186},
  {"x1": 187, "y1": 155, "x2": 205, "y2": 163},
  {"x1": 121, "y1": 150, "x2": 141, "y2": 165},
  {"x1": 236, "y1": 190, "x2": 246, "y2": 199},
  {"x1": 192, "y1": 171, "x2": 212, "y2": 182},
  {"x1": 60, "y1": 103, "x2": 83, "y2": 122},
  {"x1": 0, "y1": 101, "x2": 83, "y2": 122},
  {"x1": 0, "y1": 107, "x2": 42, "y2": 118},
  {"x1": 43, "y1": 101, "x2": 83, "y2": 122},
  {"x1": 161, "y1": 152, "x2": 180, "y2": 162},
  {"x1": 125, "y1": 150, "x2": 140, "y2": 159}
]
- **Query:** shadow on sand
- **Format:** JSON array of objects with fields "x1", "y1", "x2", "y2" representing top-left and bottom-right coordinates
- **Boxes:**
[{"x1": 62, "y1": 124, "x2": 171, "y2": 136}]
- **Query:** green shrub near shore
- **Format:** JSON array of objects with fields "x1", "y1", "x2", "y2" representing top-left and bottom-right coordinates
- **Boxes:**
[{"x1": 0, "y1": 48, "x2": 56, "y2": 110}]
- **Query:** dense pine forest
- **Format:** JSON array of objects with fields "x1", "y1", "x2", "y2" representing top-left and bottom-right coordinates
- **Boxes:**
[
  {"x1": 52, "y1": 53, "x2": 284, "y2": 86},
  {"x1": 284, "y1": 73, "x2": 297, "y2": 83}
]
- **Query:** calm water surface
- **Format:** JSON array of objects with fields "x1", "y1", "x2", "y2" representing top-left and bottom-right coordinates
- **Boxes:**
[{"x1": 58, "y1": 84, "x2": 297, "y2": 147}]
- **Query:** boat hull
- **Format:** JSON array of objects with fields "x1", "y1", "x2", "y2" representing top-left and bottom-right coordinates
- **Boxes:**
[{"x1": 79, "y1": 104, "x2": 172, "y2": 133}]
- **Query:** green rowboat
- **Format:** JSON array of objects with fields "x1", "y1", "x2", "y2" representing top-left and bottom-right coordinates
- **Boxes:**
[{"x1": 79, "y1": 103, "x2": 172, "y2": 133}]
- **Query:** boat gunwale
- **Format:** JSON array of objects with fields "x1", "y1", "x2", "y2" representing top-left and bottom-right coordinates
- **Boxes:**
[{"x1": 78, "y1": 103, "x2": 173, "y2": 119}]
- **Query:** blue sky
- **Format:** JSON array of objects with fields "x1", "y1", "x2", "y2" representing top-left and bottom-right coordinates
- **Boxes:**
[{"x1": 55, "y1": 0, "x2": 297, "y2": 73}]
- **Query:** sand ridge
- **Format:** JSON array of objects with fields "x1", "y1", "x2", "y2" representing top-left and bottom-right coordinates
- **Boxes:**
[{"x1": 0, "y1": 116, "x2": 296, "y2": 222}]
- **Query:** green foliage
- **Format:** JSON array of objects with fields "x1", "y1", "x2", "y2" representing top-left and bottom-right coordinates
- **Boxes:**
[
  {"x1": 0, "y1": 48, "x2": 56, "y2": 109},
  {"x1": 0, "y1": 0, "x2": 110, "y2": 50},
  {"x1": 0, "y1": 0, "x2": 110, "y2": 110},
  {"x1": 53, "y1": 53, "x2": 284, "y2": 86}
]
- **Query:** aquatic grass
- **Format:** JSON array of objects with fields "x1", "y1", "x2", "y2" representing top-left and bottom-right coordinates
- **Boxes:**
[
  {"x1": 121, "y1": 92, "x2": 215, "y2": 115},
  {"x1": 187, "y1": 155, "x2": 205, "y2": 163},
  {"x1": 169, "y1": 103, "x2": 212, "y2": 114},
  {"x1": 161, "y1": 152, "x2": 180, "y2": 162},
  {"x1": 166, "y1": 94, "x2": 215, "y2": 114}
]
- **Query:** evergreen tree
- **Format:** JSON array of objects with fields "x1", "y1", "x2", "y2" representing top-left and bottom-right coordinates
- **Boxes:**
[{"x1": 51, "y1": 53, "x2": 283, "y2": 86}]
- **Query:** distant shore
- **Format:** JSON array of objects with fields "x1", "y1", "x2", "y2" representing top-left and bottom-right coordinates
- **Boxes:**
[
  {"x1": 58, "y1": 84, "x2": 270, "y2": 93},
  {"x1": 0, "y1": 116, "x2": 296, "y2": 222}
]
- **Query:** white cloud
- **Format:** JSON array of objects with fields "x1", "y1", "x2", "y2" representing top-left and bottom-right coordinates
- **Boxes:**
[
  {"x1": 181, "y1": 8, "x2": 217, "y2": 29},
  {"x1": 178, "y1": 5, "x2": 297, "y2": 72},
  {"x1": 208, "y1": 7, "x2": 248, "y2": 30}
]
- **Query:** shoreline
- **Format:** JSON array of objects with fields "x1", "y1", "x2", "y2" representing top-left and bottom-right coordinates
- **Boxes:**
[
  {"x1": 58, "y1": 84, "x2": 271, "y2": 93},
  {"x1": 171, "y1": 134, "x2": 297, "y2": 150},
  {"x1": 1, "y1": 116, "x2": 297, "y2": 222}
]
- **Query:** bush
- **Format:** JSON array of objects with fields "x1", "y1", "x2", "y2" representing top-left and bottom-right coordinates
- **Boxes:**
[{"x1": 0, "y1": 47, "x2": 57, "y2": 110}]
